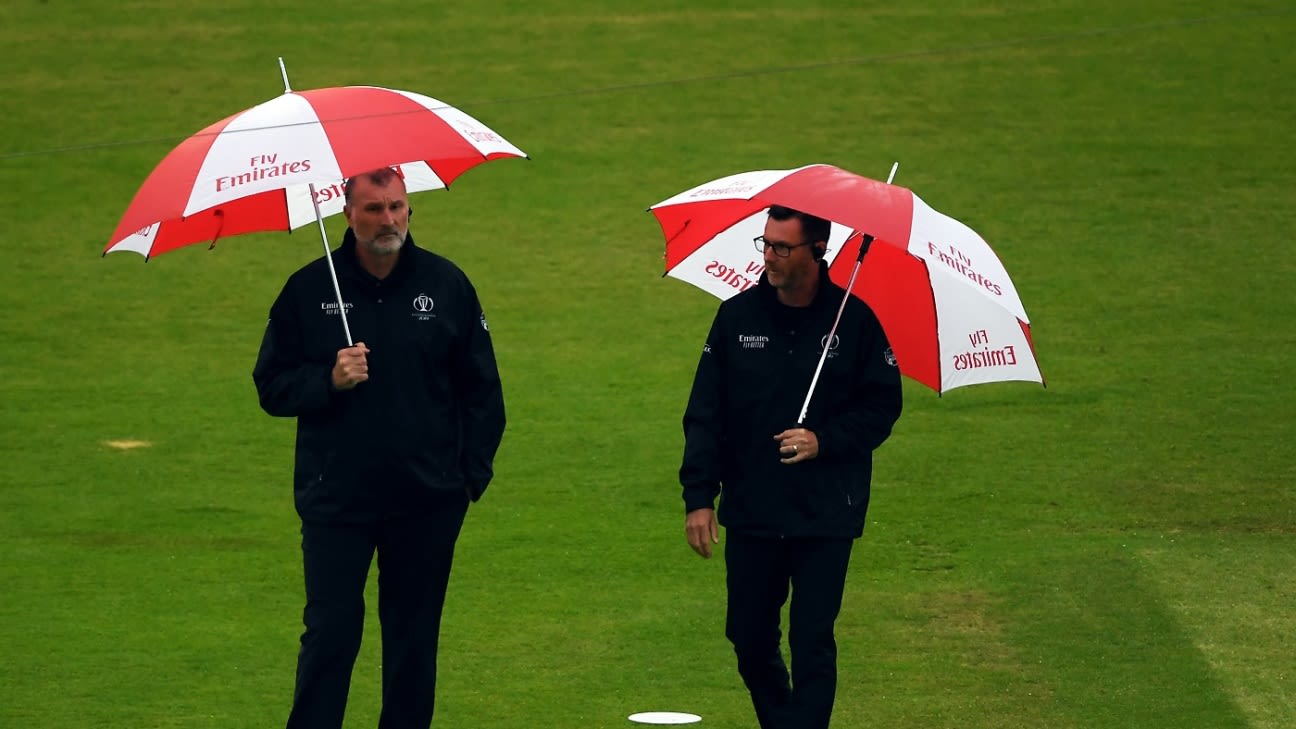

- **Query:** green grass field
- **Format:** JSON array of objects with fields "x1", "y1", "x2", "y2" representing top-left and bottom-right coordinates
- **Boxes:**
[{"x1": 2, "y1": 1, "x2": 1293, "y2": 727}]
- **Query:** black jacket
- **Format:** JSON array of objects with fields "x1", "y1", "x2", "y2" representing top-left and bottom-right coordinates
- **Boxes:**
[
  {"x1": 253, "y1": 230, "x2": 505, "y2": 523},
  {"x1": 680, "y1": 263, "x2": 902, "y2": 538}
]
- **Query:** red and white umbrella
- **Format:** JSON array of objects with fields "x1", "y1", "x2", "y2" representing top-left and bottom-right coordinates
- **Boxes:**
[
  {"x1": 649, "y1": 163, "x2": 1043, "y2": 395},
  {"x1": 104, "y1": 63, "x2": 526, "y2": 345},
  {"x1": 106, "y1": 83, "x2": 526, "y2": 258}
]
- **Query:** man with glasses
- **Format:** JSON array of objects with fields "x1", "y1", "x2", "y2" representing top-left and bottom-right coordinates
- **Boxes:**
[{"x1": 679, "y1": 204, "x2": 903, "y2": 729}]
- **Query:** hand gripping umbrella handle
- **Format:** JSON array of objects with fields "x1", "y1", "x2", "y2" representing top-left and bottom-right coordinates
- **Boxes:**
[{"x1": 795, "y1": 162, "x2": 898, "y2": 426}]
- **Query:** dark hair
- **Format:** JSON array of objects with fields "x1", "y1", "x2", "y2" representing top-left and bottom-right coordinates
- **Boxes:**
[
  {"x1": 343, "y1": 167, "x2": 404, "y2": 204},
  {"x1": 767, "y1": 205, "x2": 830, "y2": 259}
]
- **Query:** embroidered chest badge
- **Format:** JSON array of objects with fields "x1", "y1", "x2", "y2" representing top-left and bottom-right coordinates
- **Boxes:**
[{"x1": 411, "y1": 294, "x2": 436, "y2": 321}]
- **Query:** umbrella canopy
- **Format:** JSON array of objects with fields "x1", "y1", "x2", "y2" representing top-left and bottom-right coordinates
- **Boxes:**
[
  {"x1": 649, "y1": 164, "x2": 1043, "y2": 393},
  {"x1": 105, "y1": 85, "x2": 527, "y2": 257}
]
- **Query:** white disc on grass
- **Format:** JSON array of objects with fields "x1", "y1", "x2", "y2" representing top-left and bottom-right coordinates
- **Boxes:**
[{"x1": 628, "y1": 711, "x2": 702, "y2": 724}]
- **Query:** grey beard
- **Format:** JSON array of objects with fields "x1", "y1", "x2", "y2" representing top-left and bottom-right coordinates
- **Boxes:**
[{"x1": 359, "y1": 233, "x2": 403, "y2": 255}]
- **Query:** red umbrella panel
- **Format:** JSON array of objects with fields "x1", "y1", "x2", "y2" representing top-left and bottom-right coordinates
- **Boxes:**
[
  {"x1": 830, "y1": 229, "x2": 1041, "y2": 392},
  {"x1": 106, "y1": 85, "x2": 527, "y2": 258},
  {"x1": 650, "y1": 164, "x2": 1043, "y2": 394},
  {"x1": 654, "y1": 165, "x2": 915, "y2": 271}
]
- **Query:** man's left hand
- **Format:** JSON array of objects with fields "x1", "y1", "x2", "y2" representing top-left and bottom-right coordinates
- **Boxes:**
[{"x1": 774, "y1": 428, "x2": 818, "y2": 464}]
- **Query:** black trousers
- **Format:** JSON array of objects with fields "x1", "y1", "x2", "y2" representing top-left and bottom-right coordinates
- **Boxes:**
[
  {"x1": 286, "y1": 491, "x2": 469, "y2": 729},
  {"x1": 724, "y1": 533, "x2": 855, "y2": 729}
]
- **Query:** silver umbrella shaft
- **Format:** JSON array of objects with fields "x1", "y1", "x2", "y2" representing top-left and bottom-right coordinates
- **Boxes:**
[
  {"x1": 794, "y1": 162, "x2": 897, "y2": 426},
  {"x1": 308, "y1": 182, "x2": 354, "y2": 346},
  {"x1": 795, "y1": 235, "x2": 872, "y2": 426},
  {"x1": 289, "y1": 64, "x2": 355, "y2": 345}
]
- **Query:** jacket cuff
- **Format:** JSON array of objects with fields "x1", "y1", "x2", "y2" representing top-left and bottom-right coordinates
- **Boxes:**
[
  {"x1": 683, "y1": 485, "x2": 718, "y2": 514},
  {"x1": 311, "y1": 366, "x2": 345, "y2": 410}
]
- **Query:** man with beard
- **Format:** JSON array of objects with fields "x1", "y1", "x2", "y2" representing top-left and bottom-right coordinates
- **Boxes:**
[
  {"x1": 253, "y1": 167, "x2": 505, "y2": 729},
  {"x1": 680, "y1": 205, "x2": 902, "y2": 729}
]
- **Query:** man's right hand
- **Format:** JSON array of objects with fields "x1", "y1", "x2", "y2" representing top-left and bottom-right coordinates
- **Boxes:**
[
  {"x1": 331, "y1": 342, "x2": 371, "y2": 390},
  {"x1": 685, "y1": 508, "x2": 719, "y2": 559}
]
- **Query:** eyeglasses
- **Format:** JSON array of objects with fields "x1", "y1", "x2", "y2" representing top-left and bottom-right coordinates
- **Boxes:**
[{"x1": 753, "y1": 236, "x2": 811, "y2": 258}]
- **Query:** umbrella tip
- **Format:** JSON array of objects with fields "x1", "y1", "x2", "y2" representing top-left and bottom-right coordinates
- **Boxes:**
[
  {"x1": 278, "y1": 57, "x2": 292, "y2": 93},
  {"x1": 887, "y1": 162, "x2": 899, "y2": 184}
]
